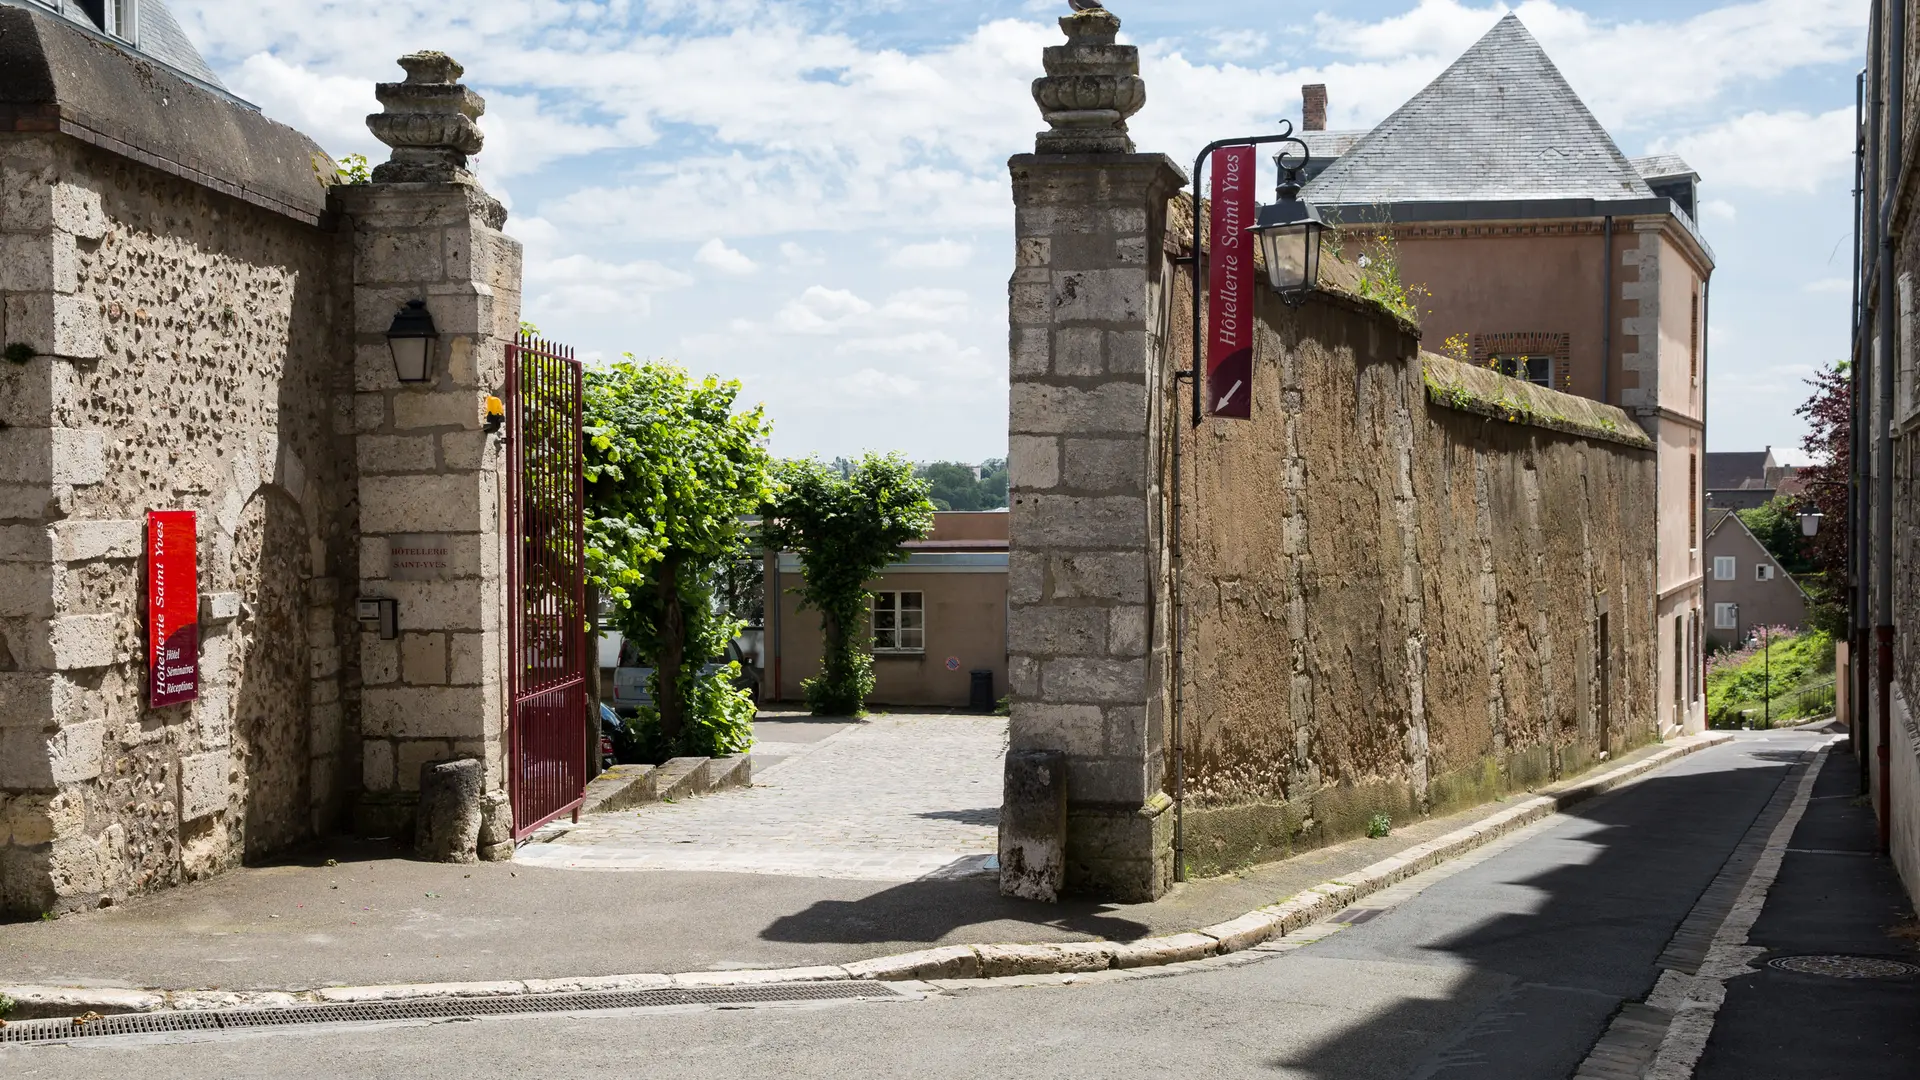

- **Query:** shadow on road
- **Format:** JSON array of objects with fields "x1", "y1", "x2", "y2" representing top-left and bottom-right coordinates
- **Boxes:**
[
  {"x1": 1257, "y1": 738, "x2": 1918, "y2": 1079},
  {"x1": 760, "y1": 875, "x2": 1153, "y2": 945}
]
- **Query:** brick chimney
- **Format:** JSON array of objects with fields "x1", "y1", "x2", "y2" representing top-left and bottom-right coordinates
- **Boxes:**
[{"x1": 1302, "y1": 84, "x2": 1327, "y2": 131}]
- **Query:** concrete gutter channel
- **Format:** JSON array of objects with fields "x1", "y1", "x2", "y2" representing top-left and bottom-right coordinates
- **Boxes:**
[{"x1": 0, "y1": 733, "x2": 1730, "y2": 1025}]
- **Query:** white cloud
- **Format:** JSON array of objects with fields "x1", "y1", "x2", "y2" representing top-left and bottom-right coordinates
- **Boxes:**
[
  {"x1": 523, "y1": 254, "x2": 692, "y2": 318},
  {"x1": 173, "y1": 0, "x2": 1863, "y2": 460},
  {"x1": 695, "y1": 238, "x2": 759, "y2": 275},
  {"x1": 1651, "y1": 109, "x2": 1856, "y2": 194},
  {"x1": 1803, "y1": 277, "x2": 1852, "y2": 294},
  {"x1": 888, "y1": 239, "x2": 975, "y2": 269},
  {"x1": 840, "y1": 368, "x2": 923, "y2": 401},
  {"x1": 776, "y1": 286, "x2": 874, "y2": 334},
  {"x1": 876, "y1": 288, "x2": 971, "y2": 323},
  {"x1": 780, "y1": 242, "x2": 825, "y2": 267}
]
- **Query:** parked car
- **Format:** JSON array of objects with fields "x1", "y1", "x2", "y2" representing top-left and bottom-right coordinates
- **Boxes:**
[
  {"x1": 598, "y1": 702, "x2": 621, "y2": 771},
  {"x1": 610, "y1": 639, "x2": 760, "y2": 708}
]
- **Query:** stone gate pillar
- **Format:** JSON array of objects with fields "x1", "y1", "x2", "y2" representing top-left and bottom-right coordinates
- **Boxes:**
[
  {"x1": 1001, "y1": 7, "x2": 1185, "y2": 902},
  {"x1": 333, "y1": 53, "x2": 522, "y2": 850}
]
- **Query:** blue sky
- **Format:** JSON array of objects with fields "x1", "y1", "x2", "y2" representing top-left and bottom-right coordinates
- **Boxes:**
[{"x1": 174, "y1": 0, "x2": 1864, "y2": 463}]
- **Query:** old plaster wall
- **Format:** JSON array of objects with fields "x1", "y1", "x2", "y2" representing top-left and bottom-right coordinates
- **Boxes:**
[
  {"x1": 0, "y1": 133, "x2": 353, "y2": 915},
  {"x1": 1166, "y1": 258, "x2": 1658, "y2": 876}
]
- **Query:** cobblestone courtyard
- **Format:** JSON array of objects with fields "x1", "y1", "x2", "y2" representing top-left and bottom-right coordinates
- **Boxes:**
[{"x1": 514, "y1": 712, "x2": 1008, "y2": 881}]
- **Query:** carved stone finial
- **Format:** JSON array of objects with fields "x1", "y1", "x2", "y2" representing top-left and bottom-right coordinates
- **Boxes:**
[
  {"x1": 366, "y1": 51, "x2": 486, "y2": 183},
  {"x1": 1031, "y1": 7, "x2": 1144, "y2": 154}
]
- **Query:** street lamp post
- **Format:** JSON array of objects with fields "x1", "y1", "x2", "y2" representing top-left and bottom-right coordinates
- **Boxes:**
[{"x1": 1186, "y1": 122, "x2": 1325, "y2": 425}]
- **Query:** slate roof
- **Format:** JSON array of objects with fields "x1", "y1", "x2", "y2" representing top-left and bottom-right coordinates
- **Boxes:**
[
  {"x1": 14, "y1": 0, "x2": 224, "y2": 90},
  {"x1": 1303, "y1": 14, "x2": 1652, "y2": 207},
  {"x1": 1705, "y1": 450, "x2": 1777, "y2": 491},
  {"x1": 1631, "y1": 154, "x2": 1699, "y2": 182}
]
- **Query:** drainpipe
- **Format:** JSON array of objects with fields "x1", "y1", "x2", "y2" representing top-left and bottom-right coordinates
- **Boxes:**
[
  {"x1": 1852, "y1": 67, "x2": 1868, "y2": 768},
  {"x1": 1601, "y1": 216, "x2": 1614, "y2": 405},
  {"x1": 1862, "y1": 11, "x2": 1884, "y2": 800},
  {"x1": 1875, "y1": 0, "x2": 1904, "y2": 853}
]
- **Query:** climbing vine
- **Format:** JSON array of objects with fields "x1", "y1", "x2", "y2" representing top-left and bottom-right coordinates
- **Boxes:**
[{"x1": 760, "y1": 454, "x2": 936, "y2": 716}]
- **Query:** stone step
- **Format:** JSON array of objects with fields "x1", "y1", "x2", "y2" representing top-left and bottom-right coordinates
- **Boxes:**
[
  {"x1": 579, "y1": 754, "x2": 754, "y2": 815},
  {"x1": 653, "y1": 757, "x2": 712, "y2": 801},
  {"x1": 578, "y1": 764, "x2": 659, "y2": 815}
]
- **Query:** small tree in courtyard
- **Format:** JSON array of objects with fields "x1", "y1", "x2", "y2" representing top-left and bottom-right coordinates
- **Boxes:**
[
  {"x1": 583, "y1": 359, "x2": 771, "y2": 756},
  {"x1": 761, "y1": 453, "x2": 936, "y2": 716}
]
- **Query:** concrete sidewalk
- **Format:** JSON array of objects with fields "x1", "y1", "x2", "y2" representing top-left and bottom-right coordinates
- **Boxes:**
[
  {"x1": 1694, "y1": 740, "x2": 1920, "y2": 1078},
  {"x1": 0, "y1": 732, "x2": 1710, "y2": 997}
]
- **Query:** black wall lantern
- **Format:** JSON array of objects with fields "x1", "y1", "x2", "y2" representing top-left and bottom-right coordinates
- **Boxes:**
[
  {"x1": 1250, "y1": 143, "x2": 1325, "y2": 304},
  {"x1": 385, "y1": 299, "x2": 439, "y2": 383}
]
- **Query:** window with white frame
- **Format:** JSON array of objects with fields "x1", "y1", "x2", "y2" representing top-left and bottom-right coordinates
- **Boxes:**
[
  {"x1": 1713, "y1": 556, "x2": 1736, "y2": 581},
  {"x1": 872, "y1": 591, "x2": 924, "y2": 653},
  {"x1": 1755, "y1": 563, "x2": 1775, "y2": 581},
  {"x1": 1714, "y1": 603, "x2": 1738, "y2": 630},
  {"x1": 72, "y1": 1, "x2": 137, "y2": 41}
]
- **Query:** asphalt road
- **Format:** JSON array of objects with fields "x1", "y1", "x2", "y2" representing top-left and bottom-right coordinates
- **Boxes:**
[{"x1": 1, "y1": 733, "x2": 1872, "y2": 1080}]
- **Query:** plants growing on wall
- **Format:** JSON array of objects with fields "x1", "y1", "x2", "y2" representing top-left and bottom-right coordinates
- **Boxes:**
[
  {"x1": 761, "y1": 453, "x2": 936, "y2": 716},
  {"x1": 583, "y1": 359, "x2": 771, "y2": 757}
]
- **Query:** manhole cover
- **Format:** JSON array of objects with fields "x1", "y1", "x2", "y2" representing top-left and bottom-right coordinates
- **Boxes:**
[{"x1": 1767, "y1": 954, "x2": 1920, "y2": 979}]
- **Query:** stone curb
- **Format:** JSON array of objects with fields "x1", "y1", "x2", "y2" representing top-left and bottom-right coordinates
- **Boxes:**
[{"x1": 0, "y1": 733, "x2": 1731, "y2": 1019}]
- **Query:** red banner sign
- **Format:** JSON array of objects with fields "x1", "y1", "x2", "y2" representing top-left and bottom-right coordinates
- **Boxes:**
[
  {"x1": 147, "y1": 510, "x2": 199, "y2": 708},
  {"x1": 1207, "y1": 145, "x2": 1257, "y2": 419}
]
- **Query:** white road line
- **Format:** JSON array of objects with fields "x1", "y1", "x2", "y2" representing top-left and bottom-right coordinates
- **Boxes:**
[{"x1": 1643, "y1": 740, "x2": 1837, "y2": 1080}]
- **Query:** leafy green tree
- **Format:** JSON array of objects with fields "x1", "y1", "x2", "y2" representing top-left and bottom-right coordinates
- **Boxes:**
[
  {"x1": 583, "y1": 359, "x2": 771, "y2": 754},
  {"x1": 761, "y1": 453, "x2": 936, "y2": 716},
  {"x1": 915, "y1": 459, "x2": 1009, "y2": 511},
  {"x1": 1736, "y1": 498, "x2": 1817, "y2": 578}
]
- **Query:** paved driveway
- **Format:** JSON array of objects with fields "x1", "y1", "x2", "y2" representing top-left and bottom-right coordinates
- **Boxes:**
[{"x1": 515, "y1": 711, "x2": 1007, "y2": 881}]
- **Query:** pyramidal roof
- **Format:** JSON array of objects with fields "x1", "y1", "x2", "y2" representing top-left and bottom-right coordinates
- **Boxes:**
[{"x1": 1303, "y1": 15, "x2": 1651, "y2": 207}]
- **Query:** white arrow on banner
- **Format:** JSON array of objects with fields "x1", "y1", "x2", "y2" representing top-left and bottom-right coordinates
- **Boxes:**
[{"x1": 1216, "y1": 381, "x2": 1244, "y2": 410}]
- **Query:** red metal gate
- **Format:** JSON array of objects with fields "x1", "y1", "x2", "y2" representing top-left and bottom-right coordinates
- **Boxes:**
[{"x1": 506, "y1": 334, "x2": 588, "y2": 838}]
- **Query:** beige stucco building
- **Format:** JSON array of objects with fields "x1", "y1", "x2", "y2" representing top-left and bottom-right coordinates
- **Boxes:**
[
  {"x1": 1702, "y1": 509, "x2": 1809, "y2": 651},
  {"x1": 765, "y1": 511, "x2": 1008, "y2": 709},
  {"x1": 1303, "y1": 14, "x2": 1711, "y2": 736}
]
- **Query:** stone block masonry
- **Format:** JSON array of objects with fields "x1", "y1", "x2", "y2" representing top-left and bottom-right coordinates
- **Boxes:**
[
  {"x1": 335, "y1": 53, "x2": 522, "y2": 844},
  {"x1": 1004, "y1": 6, "x2": 1185, "y2": 902}
]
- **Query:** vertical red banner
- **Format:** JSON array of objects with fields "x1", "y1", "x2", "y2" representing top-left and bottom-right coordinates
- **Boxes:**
[
  {"x1": 1207, "y1": 145, "x2": 1257, "y2": 419},
  {"x1": 147, "y1": 510, "x2": 200, "y2": 708}
]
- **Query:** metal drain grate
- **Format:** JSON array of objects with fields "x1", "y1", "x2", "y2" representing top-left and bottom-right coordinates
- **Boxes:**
[
  {"x1": 0, "y1": 982, "x2": 908, "y2": 1044},
  {"x1": 1767, "y1": 954, "x2": 1920, "y2": 980}
]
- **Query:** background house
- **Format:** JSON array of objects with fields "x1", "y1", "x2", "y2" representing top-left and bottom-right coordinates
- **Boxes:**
[
  {"x1": 1704, "y1": 509, "x2": 1809, "y2": 649},
  {"x1": 764, "y1": 510, "x2": 1008, "y2": 709},
  {"x1": 1706, "y1": 448, "x2": 1801, "y2": 510},
  {"x1": 1301, "y1": 14, "x2": 1712, "y2": 736}
]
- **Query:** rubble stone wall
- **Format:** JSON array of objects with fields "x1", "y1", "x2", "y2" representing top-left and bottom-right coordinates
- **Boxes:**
[
  {"x1": 1169, "y1": 271, "x2": 1660, "y2": 874},
  {"x1": 0, "y1": 133, "x2": 353, "y2": 915}
]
